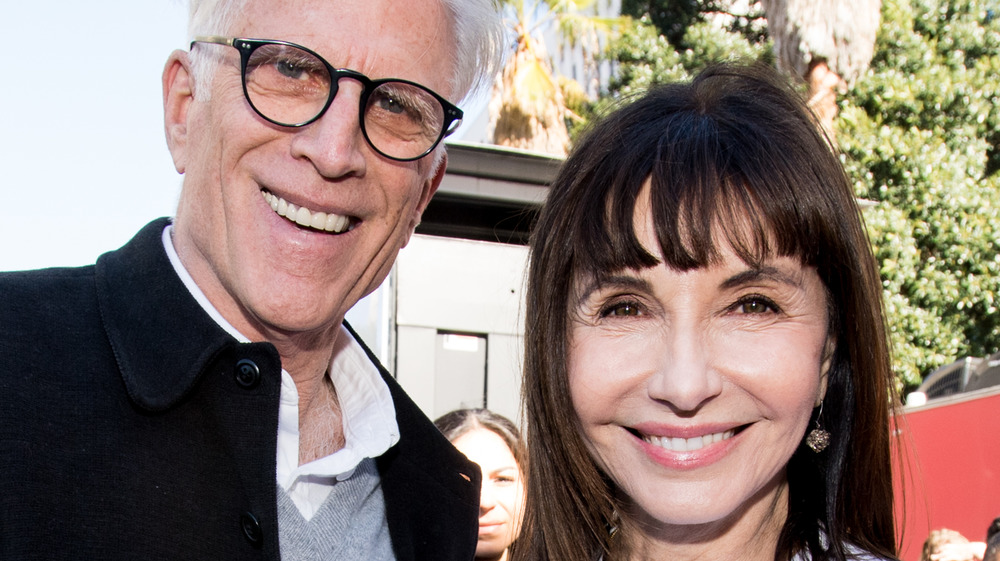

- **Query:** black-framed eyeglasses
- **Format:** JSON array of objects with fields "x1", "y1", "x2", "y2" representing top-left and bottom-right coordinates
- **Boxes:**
[{"x1": 190, "y1": 36, "x2": 463, "y2": 162}]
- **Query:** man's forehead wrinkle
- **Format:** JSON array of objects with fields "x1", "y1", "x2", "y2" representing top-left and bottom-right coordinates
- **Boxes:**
[
  {"x1": 368, "y1": 2, "x2": 454, "y2": 92},
  {"x1": 404, "y1": 10, "x2": 450, "y2": 77},
  {"x1": 238, "y1": 0, "x2": 454, "y2": 97}
]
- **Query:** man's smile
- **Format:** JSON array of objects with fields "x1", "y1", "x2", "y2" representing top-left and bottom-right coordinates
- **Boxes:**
[{"x1": 261, "y1": 189, "x2": 356, "y2": 234}]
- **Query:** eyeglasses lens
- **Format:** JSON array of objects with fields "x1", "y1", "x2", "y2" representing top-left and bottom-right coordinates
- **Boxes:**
[
  {"x1": 364, "y1": 82, "x2": 446, "y2": 160},
  {"x1": 245, "y1": 44, "x2": 331, "y2": 127},
  {"x1": 243, "y1": 43, "x2": 446, "y2": 160}
]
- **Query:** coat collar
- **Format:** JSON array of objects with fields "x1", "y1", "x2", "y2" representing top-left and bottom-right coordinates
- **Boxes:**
[
  {"x1": 92, "y1": 219, "x2": 479, "y2": 559},
  {"x1": 94, "y1": 218, "x2": 277, "y2": 411}
]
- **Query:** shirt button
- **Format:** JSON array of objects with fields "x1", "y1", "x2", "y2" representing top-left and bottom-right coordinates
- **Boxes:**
[
  {"x1": 234, "y1": 359, "x2": 261, "y2": 390},
  {"x1": 240, "y1": 511, "x2": 263, "y2": 546}
]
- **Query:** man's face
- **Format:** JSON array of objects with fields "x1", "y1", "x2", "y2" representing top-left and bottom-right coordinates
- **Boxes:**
[{"x1": 164, "y1": 0, "x2": 454, "y2": 341}]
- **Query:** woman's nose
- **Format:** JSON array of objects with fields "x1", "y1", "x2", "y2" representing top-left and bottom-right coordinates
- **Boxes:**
[
  {"x1": 645, "y1": 328, "x2": 724, "y2": 412},
  {"x1": 479, "y1": 482, "x2": 498, "y2": 513}
]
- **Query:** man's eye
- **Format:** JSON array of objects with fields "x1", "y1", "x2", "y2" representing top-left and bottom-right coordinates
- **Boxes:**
[
  {"x1": 275, "y1": 59, "x2": 305, "y2": 79},
  {"x1": 370, "y1": 84, "x2": 439, "y2": 125},
  {"x1": 372, "y1": 86, "x2": 428, "y2": 119},
  {"x1": 375, "y1": 94, "x2": 406, "y2": 114}
]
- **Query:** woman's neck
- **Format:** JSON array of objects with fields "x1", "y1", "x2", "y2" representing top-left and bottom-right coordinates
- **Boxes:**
[
  {"x1": 622, "y1": 479, "x2": 789, "y2": 561},
  {"x1": 477, "y1": 549, "x2": 508, "y2": 561}
]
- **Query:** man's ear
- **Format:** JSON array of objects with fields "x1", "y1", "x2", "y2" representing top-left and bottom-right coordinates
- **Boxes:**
[
  {"x1": 817, "y1": 335, "x2": 836, "y2": 406},
  {"x1": 163, "y1": 49, "x2": 195, "y2": 174},
  {"x1": 401, "y1": 151, "x2": 447, "y2": 247}
]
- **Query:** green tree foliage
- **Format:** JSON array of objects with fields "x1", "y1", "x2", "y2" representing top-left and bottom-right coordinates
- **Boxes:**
[
  {"x1": 622, "y1": 0, "x2": 721, "y2": 45},
  {"x1": 594, "y1": 0, "x2": 1000, "y2": 391},
  {"x1": 839, "y1": 0, "x2": 1000, "y2": 390},
  {"x1": 575, "y1": 10, "x2": 770, "y2": 135}
]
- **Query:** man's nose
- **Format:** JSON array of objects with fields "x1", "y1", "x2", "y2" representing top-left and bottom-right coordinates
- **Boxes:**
[
  {"x1": 645, "y1": 327, "x2": 723, "y2": 412},
  {"x1": 288, "y1": 79, "x2": 368, "y2": 178}
]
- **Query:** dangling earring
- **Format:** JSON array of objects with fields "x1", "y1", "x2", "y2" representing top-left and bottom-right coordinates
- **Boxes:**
[
  {"x1": 607, "y1": 509, "x2": 620, "y2": 538},
  {"x1": 805, "y1": 401, "x2": 831, "y2": 453}
]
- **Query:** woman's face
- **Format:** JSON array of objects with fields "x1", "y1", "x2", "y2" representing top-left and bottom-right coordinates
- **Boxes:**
[
  {"x1": 452, "y1": 427, "x2": 525, "y2": 560},
  {"x1": 567, "y1": 186, "x2": 832, "y2": 540}
]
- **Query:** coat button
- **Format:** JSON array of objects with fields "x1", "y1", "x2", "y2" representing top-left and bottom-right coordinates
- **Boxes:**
[
  {"x1": 240, "y1": 511, "x2": 263, "y2": 546},
  {"x1": 234, "y1": 359, "x2": 261, "y2": 389}
]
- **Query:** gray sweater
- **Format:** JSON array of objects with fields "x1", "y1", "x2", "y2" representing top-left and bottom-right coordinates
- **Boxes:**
[{"x1": 277, "y1": 458, "x2": 395, "y2": 561}]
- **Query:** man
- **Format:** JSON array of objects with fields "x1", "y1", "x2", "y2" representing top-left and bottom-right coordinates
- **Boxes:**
[{"x1": 0, "y1": 0, "x2": 504, "y2": 559}]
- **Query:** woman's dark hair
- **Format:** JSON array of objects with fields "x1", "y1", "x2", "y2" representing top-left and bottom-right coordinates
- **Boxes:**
[
  {"x1": 434, "y1": 408, "x2": 527, "y2": 471},
  {"x1": 516, "y1": 63, "x2": 898, "y2": 561}
]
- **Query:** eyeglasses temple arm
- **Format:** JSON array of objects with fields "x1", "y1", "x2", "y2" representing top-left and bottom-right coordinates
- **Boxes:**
[{"x1": 190, "y1": 35, "x2": 236, "y2": 49}]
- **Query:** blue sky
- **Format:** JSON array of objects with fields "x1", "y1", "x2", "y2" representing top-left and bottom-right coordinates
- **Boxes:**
[
  {"x1": 0, "y1": 0, "x2": 491, "y2": 272},
  {"x1": 1, "y1": 1, "x2": 189, "y2": 271}
]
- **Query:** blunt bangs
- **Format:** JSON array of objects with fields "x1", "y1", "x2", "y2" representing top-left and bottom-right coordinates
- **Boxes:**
[{"x1": 561, "y1": 69, "x2": 845, "y2": 287}]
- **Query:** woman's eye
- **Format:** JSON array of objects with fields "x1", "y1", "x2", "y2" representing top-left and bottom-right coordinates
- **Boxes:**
[
  {"x1": 600, "y1": 301, "x2": 643, "y2": 318},
  {"x1": 735, "y1": 296, "x2": 778, "y2": 314}
]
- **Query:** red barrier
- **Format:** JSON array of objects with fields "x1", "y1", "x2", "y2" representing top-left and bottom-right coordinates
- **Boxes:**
[{"x1": 893, "y1": 387, "x2": 1000, "y2": 560}]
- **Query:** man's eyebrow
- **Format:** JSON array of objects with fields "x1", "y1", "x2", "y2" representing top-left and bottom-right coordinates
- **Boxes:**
[{"x1": 719, "y1": 265, "x2": 804, "y2": 290}]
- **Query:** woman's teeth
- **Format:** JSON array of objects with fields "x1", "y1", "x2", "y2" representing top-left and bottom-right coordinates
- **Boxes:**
[
  {"x1": 643, "y1": 429, "x2": 735, "y2": 452},
  {"x1": 262, "y1": 190, "x2": 351, "y2": 233}
]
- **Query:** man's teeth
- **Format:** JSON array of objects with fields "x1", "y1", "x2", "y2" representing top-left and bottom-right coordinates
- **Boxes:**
[
  {"x1": 262, "y1": 191, "x2": 351, "y2": 233},
  {"x1": 643, "y1": 429, "x2": 735, "y2": 452}
]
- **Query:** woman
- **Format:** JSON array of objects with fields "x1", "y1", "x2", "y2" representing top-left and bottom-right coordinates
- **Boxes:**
[
  {"x1": 436, "y1": 409, "x2": 526, "y2": 561},
  {"x1": 517, "y1": 63, "x2": 899, "y2": 561}
]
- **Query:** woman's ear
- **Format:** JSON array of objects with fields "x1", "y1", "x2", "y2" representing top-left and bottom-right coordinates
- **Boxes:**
[
  {"x1": 817, "y1": 335, "x2": 836, "y2": 406},
  {"x1": 163, "y1": 49, "x2": 195, "y2": 174}
]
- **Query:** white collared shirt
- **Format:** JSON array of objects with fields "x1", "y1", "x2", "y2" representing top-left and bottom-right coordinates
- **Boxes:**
[{"x1": 162, "y1": 224, "x2": 400, "y2": 520}]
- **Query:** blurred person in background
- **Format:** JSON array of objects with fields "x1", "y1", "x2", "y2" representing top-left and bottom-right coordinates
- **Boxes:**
[
  {"x1": 436, "y1": 409, "x2": 527, "y2": 561},
  {"x1": 923, "y1": 528, "x2": 983, "y2": 561}
]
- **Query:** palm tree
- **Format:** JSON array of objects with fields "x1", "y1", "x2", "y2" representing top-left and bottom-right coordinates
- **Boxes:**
[
  {"x1": 760, "y1": 0, "x2": 881, "y2": 139},
  {"x1": 489, "y1": 0, "x2": 631, "y2": 156}
]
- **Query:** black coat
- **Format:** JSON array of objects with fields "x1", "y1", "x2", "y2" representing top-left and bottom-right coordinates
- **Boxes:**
[{"x1": 0, "y1": 218, "x2": 480, "y2": 560}]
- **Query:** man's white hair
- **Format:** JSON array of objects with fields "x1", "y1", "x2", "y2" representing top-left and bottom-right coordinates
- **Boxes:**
[
  {"x1": 185, "y1": 0, "x2": 505, "y2": 106},
  {"x1": 186, "y1": 0, "x2": 247, "y2": 101}
]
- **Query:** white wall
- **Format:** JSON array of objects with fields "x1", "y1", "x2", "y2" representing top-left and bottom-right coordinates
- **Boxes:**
[{"x1": 391, "y1": 234, "x2": 528, "y2": 423}]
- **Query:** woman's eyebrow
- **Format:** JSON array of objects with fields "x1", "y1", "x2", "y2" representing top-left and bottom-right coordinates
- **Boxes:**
[
  {"x1": 576, "y1": 274, "x2": 653, "y2": 305},
  {"x1": 719, "y1": 265, "x2": 804, "y2": 290}
]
